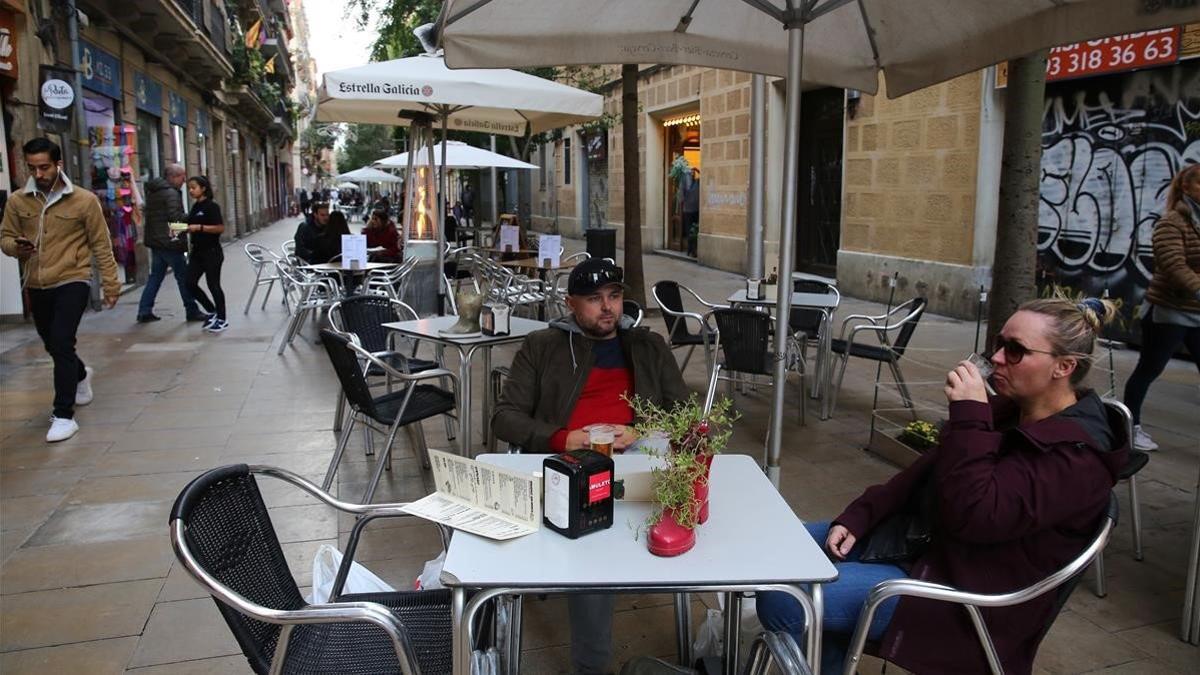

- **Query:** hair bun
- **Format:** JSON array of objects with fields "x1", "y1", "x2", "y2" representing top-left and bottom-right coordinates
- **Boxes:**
[{"x1": 1076, "y1": 297, "x2": 1119, "y2": 331}]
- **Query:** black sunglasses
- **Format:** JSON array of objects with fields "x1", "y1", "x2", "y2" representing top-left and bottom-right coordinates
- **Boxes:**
[
  {"x1": 989, "y1": 335, "x2": 1056, "y2": 365},
  {"x1": 576, "y1": 267, "x2": 623, "y2": 286}
]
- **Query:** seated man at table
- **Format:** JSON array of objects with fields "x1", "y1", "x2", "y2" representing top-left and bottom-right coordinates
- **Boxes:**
[
  {"x1": 493, "y1": 257, "x2": 690, "y2": 674},
  {"x1": 293, "y1": 201, "x2": 338, "y2": 264}
]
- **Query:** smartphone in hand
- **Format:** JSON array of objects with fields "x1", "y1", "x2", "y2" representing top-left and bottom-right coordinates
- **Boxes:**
[{"x1": 14, "y1": 236, "x2": 35, "y2": 252}]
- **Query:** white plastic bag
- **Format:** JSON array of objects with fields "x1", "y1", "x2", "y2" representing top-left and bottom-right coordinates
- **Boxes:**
[
  {"x1": 309, "y1": 543, "x2": 395, "y2": 603},
  {"x1": 470, "y1": 647, "x2": 500, "y2": 675},
  {"x1": 415, "y1": 551, "x2": 447, "y2": 590},
  {"x1": 692, "y1": 608, "x2": 724, "y2": 660}
]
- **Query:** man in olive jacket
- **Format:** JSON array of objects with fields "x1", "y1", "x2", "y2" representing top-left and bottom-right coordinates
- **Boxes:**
[
  {"x1": 491, "y1": 257, "x2": 690, "y2": 674},
  {"x1": 0, "y1": 138, "x2": 120, "y2": 442},
  {"x1": 136, "y1": 163, "x2": 202, "y2": 322}
]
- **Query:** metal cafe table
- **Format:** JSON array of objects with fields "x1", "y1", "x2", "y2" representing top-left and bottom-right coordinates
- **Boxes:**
[
  {"x1": 441, "y1": 453, "x2": 837, "y2": 675},
  {"x1": 382, "y1": 316, "x2": 548, "y2": 454},
  {"x1": 726, "y1": 288, "x2": 841, "y2": 420}
]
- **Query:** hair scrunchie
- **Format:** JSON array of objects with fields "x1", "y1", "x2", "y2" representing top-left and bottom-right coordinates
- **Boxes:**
[{"x1": 1077, "y1": 297, "x2": 1107, "y2": 319}]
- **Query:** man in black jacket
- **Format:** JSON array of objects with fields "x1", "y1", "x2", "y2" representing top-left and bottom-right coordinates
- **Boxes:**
[
  {"x1": 293, "y1": 201, "x2": 337, "y2": 263},
  {"x1": 492, "y1": 258, "x2": 690, "y2": 674},
  {"x1": 136, "y1": 164, "x2": 202, "y2": 322}
]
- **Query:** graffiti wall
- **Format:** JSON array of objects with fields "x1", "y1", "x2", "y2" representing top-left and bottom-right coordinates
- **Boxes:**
[{"x1": 1038, "y1": 60, "x2": 1200, "y2": 343}]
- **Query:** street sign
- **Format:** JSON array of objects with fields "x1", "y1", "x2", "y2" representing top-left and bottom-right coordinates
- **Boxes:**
[
  {"x1": 996, "y1": 26, "x2": 1183, "y2": 87},
  {"x1": 38, "y1": 66, "x2": 75, "y2": 133}
]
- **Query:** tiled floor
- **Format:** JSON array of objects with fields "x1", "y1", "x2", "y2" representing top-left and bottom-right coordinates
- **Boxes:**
[{"x1": 0, "y1": 219, "x2": 1197, "y2": 673}]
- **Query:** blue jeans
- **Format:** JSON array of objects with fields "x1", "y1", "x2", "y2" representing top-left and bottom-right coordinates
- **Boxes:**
[
  {"x1": 756, "y1": 522, "x2": 907, "y2": 675},
  {"x1": 138, "y1": 248, "x2": 199, "y2": 317}
]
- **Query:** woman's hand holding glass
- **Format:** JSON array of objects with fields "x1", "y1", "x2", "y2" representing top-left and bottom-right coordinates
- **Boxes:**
[{"x1": 945, "y1": 360, "x2": 989, "y2": 403}]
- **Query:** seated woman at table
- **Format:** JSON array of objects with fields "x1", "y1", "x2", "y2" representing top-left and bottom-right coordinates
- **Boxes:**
[
  {"x1": 324, "y1": 209, "x2": 352, "y2": 258},
  {"x1": 758, "y1": 295, "x2": 1128, "y2": 675},
  {"x1": 364, "y1": 208, "x2": 401, "y2": 262}
]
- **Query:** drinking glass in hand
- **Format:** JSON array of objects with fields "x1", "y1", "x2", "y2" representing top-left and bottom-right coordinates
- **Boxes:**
[{"x1": 587, "y1": 424, "x2": 615, "y2": 457}]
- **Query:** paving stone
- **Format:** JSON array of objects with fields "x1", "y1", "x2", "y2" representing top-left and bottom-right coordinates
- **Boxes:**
[
  {"x1": 128, "y1": 599, "x2": 242, "y2": 667},
  {"x1": 0, "y1": 579, "x2": 163, "y2": 650},
  {"x1": 124, "y1": 654, "x2": 255, "y2": 674},
  {"x1": 0, "y1": 635, "x2": 138, "y2": 675},
  {"x1": 26, "y1": 501, "x2": 171, "y2": 547}
]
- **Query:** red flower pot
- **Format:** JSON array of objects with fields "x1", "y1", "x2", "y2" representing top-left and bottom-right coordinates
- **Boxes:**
[{"x1": 647, "y1": 505, "x2": 697, "y2": 557}]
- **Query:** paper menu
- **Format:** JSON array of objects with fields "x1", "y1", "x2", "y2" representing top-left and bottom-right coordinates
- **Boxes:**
[
  {"x1": 538, "y1": 234, "x2": 561, "y2": 268},
  {"x1": 400, "y1": 449, "x2": 541, "y2": 540},
  {"x1": 499, "y1": 224, "x2": 520, "y2": 253},
  {"x1": 341, "y1": 234, "x2": 368, "y2": 270}
]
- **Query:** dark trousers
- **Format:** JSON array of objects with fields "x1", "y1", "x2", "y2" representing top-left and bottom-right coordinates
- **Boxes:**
[
  {"x1": 683, "y1": 211, "x2": 699, "y2": 256},
  {"x1": 186, "y1": 247, "x2": 227, "y2": 321},
  {"x1": 28, "y1": 282, "x2": 91, "y2": 419},
  {"x1": 1124, "y1": 313, "x2": 1200, "y2": 423},
  {"x1": 138, "y1": 248, "x2": 199, "y2": 317}
]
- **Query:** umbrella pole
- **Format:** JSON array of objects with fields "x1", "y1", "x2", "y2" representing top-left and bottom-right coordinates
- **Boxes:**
[
  {"x1": 439, "y1": 114, "x2": 449, "y2": 314},
  {"x1": 747, "y1": 74, "x2": 767, "y2": 279},
  {"x1": 767, "y1": 23, "x2": 805, "y2": 489}
]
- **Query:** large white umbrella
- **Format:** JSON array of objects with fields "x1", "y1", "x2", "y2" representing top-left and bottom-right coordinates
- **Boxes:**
[
  {"x1": 316, "y1": 53, "x2": 603, "y2": 136},
  {"x1": 440, "y1": 0, "x2": 1200, "y2": 495},
  {"x1": 374, "y1": 140, "x2": 538, "y2": 170},
  {"x1": 335, "y1": 166, "x2": 404, "y2": 183},
  {"x1": 335, "y1": 181, "x2": 362, "y2": 190}
]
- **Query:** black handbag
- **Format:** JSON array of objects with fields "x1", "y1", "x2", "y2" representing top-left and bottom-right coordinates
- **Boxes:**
[{"x1": 857, "y1": 473, "x2": 936, "y2": 566}]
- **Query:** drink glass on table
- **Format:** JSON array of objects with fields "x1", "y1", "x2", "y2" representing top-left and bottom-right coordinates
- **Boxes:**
[{"x1": 587, "y1": 424, "x2": 616, "y2": 457}]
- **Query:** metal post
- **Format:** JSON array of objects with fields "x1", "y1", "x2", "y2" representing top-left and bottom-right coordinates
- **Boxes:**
[
  {"x1": 66, "y1": 0, "x2": 101, "y2": 308},
  {"x1": 439, "y1": 114, "x2": 449, "y2": 314},
  {"x1": 489, "y1": 135, "x2": 499, "y2": 225},
  {"x1": 766, "y1": 24, "x2": 806, "y2": 488},
  {"x1": 579, "y1": 130, "x2": 590, "y2": 230},
  {"x1": 747, "y1": 74, "x2": 767, "y2": 278}
]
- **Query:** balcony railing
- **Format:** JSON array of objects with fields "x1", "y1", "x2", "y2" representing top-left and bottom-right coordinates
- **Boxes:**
[{"x1": 174, "y1": 0, "x2": 203, "y2": 25}]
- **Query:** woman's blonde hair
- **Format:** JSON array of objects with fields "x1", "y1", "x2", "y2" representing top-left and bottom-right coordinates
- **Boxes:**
[
  {"x1": 1018, "y1": 294, "x2": 1120, "y2": 385},
  {"x1": 1165, "y1": 163, "x2": 1200, "y2": 212}
]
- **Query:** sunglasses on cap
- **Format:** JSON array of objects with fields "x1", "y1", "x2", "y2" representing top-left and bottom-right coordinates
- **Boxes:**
[{"x1": 989, "y1": 335, "x2": 1057, "y2": 365}]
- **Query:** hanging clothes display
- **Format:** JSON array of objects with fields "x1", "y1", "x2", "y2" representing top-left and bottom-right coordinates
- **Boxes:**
[{"x1": 89, "y1": 125, "x2": 139, "y2": 281}]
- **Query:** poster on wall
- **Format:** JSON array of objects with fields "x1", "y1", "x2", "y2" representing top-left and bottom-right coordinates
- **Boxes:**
[
  {"x1": 0, "y1": 9, "x2": 19, "y2": 81},
  {"x1": 38, "y1": 66, "x2": 75, "y2": 133}
]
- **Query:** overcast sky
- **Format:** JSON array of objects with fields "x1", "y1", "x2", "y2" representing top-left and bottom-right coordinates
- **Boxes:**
[{"x1": 304, "y1": 1, "x2": 380, "y2": 77}]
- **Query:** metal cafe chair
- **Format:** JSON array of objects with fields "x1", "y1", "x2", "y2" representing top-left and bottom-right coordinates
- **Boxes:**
[
  {"x1": 1093, "y1": 398, "x2": 1149, "y2": 598},
  {"x1": 242, "y1": 243, "x2": 282, "y2": 315},
  {"x1": 275, "y1": 259, "x2": 343, "y2": 356},
  {"x1": 843, "y1": 493, "x2": 1118, "y2": 675},
  {"x1": 319, "y1": 330, "x2": 457, "y2": 503},
  {"x1": 651, "y1": 280, "x2": 724, "y2": 376},
  {"x1": 707, "y1": 306, "x2": 806, "y2": 428},
  {"x1": 743, "y1": 631, "x2": 815, "y2": 675},
  {"x1": 828, "y1": 296, "x2": 927, "y2": 419},
  {"x1": 169, "y1": 464, "x2": 453, "y2": 675}
]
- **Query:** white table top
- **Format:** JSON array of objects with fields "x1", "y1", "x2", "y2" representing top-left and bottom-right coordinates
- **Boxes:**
[
  {"x1": 382, "y1": 315, "x2": 549, "y2": 346},
  {"x1": 302, "y1": 262, "x2": 398, "y2": 272},
  {"x1": 441, "y1": 454, "x2": 837, "y2": 589},
  {"x1": 728, "y1": 288, "x2": 840, "y2": 309},
  {"x1": 791, "y1": 271, "x2": 838, "y2": 287}
]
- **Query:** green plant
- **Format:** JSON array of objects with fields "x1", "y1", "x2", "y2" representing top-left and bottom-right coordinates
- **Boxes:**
[
  {"x1": 625, "y1": 394, "x2": 739, "y2": 530},
  {"x1": 898, "y1": 420, "x2": 939, "y2": 451}
]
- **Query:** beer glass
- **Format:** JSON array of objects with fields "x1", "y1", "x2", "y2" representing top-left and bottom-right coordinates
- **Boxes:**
[{"x1": 587, "y1": 424, "x2": 615, "y2": 456}]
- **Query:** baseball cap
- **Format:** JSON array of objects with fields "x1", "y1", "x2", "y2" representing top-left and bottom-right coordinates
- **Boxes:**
[{"x1": 567, "y1": 258, "x2": 628, "y2": 296}]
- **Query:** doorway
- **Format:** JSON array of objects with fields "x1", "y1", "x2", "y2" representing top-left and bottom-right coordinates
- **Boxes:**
[
  {"x1": 663, "y1": 113, "x2": 700, "y2": 255},
  {"x1": 795, "y1": 88, "x2": 844, "y2": 276}
]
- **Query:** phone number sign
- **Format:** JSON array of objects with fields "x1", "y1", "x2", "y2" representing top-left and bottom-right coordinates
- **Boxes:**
[{"x1": 1046, "y1": 28, "x2": 1180, "y2": 81}]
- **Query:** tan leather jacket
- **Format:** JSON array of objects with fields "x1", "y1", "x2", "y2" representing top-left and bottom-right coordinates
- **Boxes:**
[{"x1": 0, "y1": 174, "x2": 121, "y2": 297}]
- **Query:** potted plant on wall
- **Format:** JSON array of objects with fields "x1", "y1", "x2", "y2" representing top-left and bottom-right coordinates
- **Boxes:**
[{"x1": 627, "y1": 393, "x2": 738, "y2": 556}]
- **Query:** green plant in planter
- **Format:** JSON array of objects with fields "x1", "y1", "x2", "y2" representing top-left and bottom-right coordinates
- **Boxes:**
[
  {"x1": 625, "y1": 393, "x2": 739, "y2": 530},
  {"x1": 898, "y1": 420, "x2": 940, "y2": 452}
]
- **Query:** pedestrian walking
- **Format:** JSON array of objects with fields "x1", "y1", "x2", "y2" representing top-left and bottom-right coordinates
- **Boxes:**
[
  {"x1": 683, "y1": 168, "x2": 700, "y2": 257},
  {"x1": 0, "y1": 138, "x2": 121, "y2": 442},
  {"x1": 461, "y1": 184, "x2": 475, "y2": 228},
  {"x1": 182, "y1": 176, "x2": 229, "y2": 333},
  {"x1": 136, "y1": 163, "x2": 204, "y2": 323},
  {"x1": 1123, "y1": 163, "x2": 1200, "y2": 451},
  {"x1": 299, "y1": 188, "x2": 310, "y2": 216}
]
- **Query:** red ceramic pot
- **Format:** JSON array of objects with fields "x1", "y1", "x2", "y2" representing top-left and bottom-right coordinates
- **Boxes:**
[{"x1": 647, "y1": 506, "x2": 697, "y2": 557}]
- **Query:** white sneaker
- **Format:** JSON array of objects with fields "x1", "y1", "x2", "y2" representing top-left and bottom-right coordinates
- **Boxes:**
[
  {"x1": 1133, "y1": 424, "x2": 1159, "y2": 452},
  {"x1": 46, "y1": 416, "x2": 79, "y2": 442},
  {"x1": 204, "y1": 318, "x2": 229, "y2": 333},
  {"x1": 76, "y1": 366, "x2": 94, "y2": 406}
]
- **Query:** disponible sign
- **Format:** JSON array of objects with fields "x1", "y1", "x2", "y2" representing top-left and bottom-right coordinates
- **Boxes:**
[
  {"x1": 998, "y1": 28, "x2": 1181, "y2": 86},
  {"x1": 1046, "y1": 28, "x2": 1180, "y2": 81}
]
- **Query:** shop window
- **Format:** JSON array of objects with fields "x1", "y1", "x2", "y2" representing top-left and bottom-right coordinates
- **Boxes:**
[
  {"x1": 171, "y1": 124, "x2": 185, "y2": 165},
  {"x1": 136, "y1": 111, "x2": 162, "y2": 182},
  {"x1": 197, "y1": 132, "x2": 208, "y2": 175},
  {"x1": 563, "y1": 137, "x2": 571, "y2": 185},
  {"x1": 664, "y1": 113, "x2": 701, "y2": 256}
]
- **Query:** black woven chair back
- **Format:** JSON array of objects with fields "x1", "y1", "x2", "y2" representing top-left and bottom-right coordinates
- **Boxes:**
[
  {"x1": 713, "y1": 308, "x2": 773, "y2": 375},
  {"x1": 336, "y1": 295, "x2": 398, "y2": 353},
  {"x1": 170, "y1": 465, "x2": 303, "y2": 674},
  {"x1": 789, "y1": 280, "x2": 831, "y2": 335},
  {"x1": 1036, "y1": 492, "x2": 1119, "y2": 646},
  {"x1": 623, "y1": 299, "x2": 643, "y2": 323},
  {"x1": 321, "y1": 329, "x2": 381, "y2": 417},
  {"x1": 892, "y1": 297, "x2": 928, "y2": 356},
  {"x1": 653, "y1": 281, "x2": 695, "y2": 342}
]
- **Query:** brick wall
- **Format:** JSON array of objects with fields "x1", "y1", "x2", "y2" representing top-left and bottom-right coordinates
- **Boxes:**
[{"x1": 842, "y1": 72, "x2": 982, "y2": 266}]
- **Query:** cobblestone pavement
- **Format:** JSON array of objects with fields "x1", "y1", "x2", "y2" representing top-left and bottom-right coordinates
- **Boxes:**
[{"x1": 0, "y1": 218, "x2": 1196, "y2": 673}]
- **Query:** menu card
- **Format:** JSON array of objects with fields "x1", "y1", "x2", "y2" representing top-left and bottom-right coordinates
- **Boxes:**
[
  {"x1": 341, "y1": 234, "x2": 368, "y2": 270},
  {"x1": 538, "y1": 234, "x2": 561, "y2": 268},
  {"x1": 499, "y1": 224, "x2": 520, "y2": 253},
  {"x1": 401, "y1": 450, "x2": 541, "y2": 540}
]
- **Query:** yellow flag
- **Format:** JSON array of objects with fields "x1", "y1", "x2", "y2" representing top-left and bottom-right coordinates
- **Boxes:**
[
  {"x1": 245, "y1": 19, "x2": 262, "y2": 49},
  {"x1": 264, "y1": 55, "x2": 276, "y2": 74}
]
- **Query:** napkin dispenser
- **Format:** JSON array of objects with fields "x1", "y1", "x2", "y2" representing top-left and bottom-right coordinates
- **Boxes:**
[
  {"x1": 543, "y1": 450, "x2": 614, "y2": 539},
  {"x1": 746, "y1": 278, "x2": 763, "y2": 300},
  {"x1": 481, "y1": 302, "x2": 511, "y2": 336}
]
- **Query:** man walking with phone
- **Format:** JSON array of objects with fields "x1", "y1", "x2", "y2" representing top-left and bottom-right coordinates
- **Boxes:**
[{"x1": 0, "y1": 138, "x2": 121, "y2": 442}]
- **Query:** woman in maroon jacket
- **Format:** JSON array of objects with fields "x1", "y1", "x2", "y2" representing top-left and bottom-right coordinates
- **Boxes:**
[
  {"x1": 758, "y1": 296, "x2": 1128, "y2": 674},
  {"x1": 364, "y1": 208, "x2": 402, "y2": 262}
]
